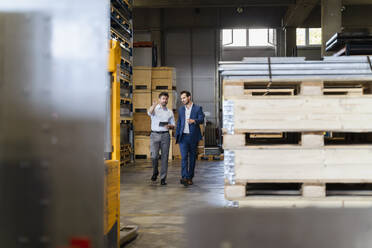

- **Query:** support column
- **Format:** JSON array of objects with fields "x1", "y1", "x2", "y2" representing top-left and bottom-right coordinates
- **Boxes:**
[
  {"x1": 277, "y1": 28, "x2": 286, "y2": 57},
  {"x1": 285, "y1": 27, "x2": 297, "y2": 57},
  {"x1": 321, "y1": 0, "x2": 342, "y2": 57},
  {"x1": 150, "y1": 30, "x2": 162, "y2": 66}
]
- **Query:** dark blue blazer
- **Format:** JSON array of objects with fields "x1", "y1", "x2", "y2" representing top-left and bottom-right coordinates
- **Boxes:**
[{"x1": 176, "y1": 104, "x2": 204, "y2": 144}]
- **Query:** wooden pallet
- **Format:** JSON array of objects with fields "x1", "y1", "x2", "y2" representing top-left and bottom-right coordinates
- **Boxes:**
[
  {"x1": 223, "y1": 82, "x2": 371, "y2": 132},
  {"x1": 133, "y1": 66, "x2": 151, "y2": 91},
  {"x1": 133, "y1": 113, "x2": 151, "y2": 133},
  {"x1": 198, "y1": 154, "x2": 224, "y2": 161},
  {"x1": 173, "y1": 155, "x2": 182, "y2": 160},
  {"x1": 236, "y1": 196, "x2": 372, "y2": 208},
  {"x1": 223, "y1": 80, "x2": 366, "y2": 99},
  {"x1": 151, "y1": 67, "x2": 176, "y2": 90},
  {"x1": 226, "y1": 182, "x2": 372, "y2": 199},
  {"x1": 121, "y1": 143, "x2": 132, "y2": 164},
  {"x1": 134, "y1": 135, "x2": 150, "y2": 160},
  {"x1": 133, "y1": 91, "x2": 151, "y2": 113},
  {"x1": 223, "y1": 79, "x2": 372, "y2": 206},
  {"x1": 227, "y1": 182, "x2": 372, "y2": 208}
]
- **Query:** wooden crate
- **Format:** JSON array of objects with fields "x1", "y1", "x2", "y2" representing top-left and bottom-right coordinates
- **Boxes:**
[
  {"x1": 151, "y1": 90, "x2": 177, "y2": 111},
  {"x1": 133, "y1": 66, "x2": 151, "y2": 91},
  {"x1": 133, "y1": 113, "x2": 151, "y2": 134},
  {"x1": 135, "y1": 134, "x2": 174, "y2": 160},
  {"x1": 133, "y1": 91, "x2": 151, "y2": 113},
  {"x1": 172, "y1": 138, "x2": 181, "y2": 160},
  {"x1": 168, "y1": 136, "x2": 173, "y2": 160},
  {"x1": 134, "y1": 135, "x2": 151, "y2": 159},
  {"x1": 223, "y1": 79, "x2": 372, "y2": 206},
  {"x1": 152, "y1": 67, "x2": 176, "y2": 90}
]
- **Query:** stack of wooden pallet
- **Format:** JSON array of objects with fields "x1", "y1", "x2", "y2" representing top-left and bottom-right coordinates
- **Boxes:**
[
  {"x1": 221, "y1": 56, "x2": 372, "y2": 207},
  {"x1": 133, "y1": 66, "x2": 177, "y2": 160}
]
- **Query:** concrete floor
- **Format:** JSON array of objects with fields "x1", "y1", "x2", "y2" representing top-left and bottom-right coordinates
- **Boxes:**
[{"x1": 120, "y1": 160, "x2": 230, "y2": 248}]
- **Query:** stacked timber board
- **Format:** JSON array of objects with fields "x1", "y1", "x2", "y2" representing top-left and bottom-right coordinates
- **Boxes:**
[
  {"x1": 221, "y1": 56, "x2": 372, "y2": 207},
  {"x1": 133, "y1": 67, "x2": 177, "y2": 160}
]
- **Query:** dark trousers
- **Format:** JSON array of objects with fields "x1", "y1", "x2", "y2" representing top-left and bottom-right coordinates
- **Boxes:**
[{"x1": 179, "y1": 134, "x2": 198, "y2": 179}]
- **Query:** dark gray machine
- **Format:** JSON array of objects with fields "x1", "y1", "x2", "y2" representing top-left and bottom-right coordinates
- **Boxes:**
[{"x1": 0, "y1": 1, "x2": 109, "y2": 247}]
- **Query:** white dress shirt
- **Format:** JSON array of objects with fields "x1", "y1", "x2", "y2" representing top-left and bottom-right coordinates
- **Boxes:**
[
  {"x1": 148, "y1": 104, "x2": 175, "y2": 132},
  {"x1": 183, "y1": 103, "x2": 193, "y2": 134}
]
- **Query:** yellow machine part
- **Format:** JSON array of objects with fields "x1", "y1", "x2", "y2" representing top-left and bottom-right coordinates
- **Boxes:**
[
  {"x1": 105, "y1": 39, "x2": 122, "y2": 247},
  {"x1": 110, "y1": 40, "x2": 121, "y2": 162},
  {"x1": 104, "y1": 160, "x2": 120, "y2": 248},
  {"x1": 108, "y1": 40, "x2": 121, "y2": 72}
]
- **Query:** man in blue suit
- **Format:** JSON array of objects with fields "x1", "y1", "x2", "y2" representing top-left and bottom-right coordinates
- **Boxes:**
[{"x1": 176, "y1": 91, "x2": 205, "y2": 187}]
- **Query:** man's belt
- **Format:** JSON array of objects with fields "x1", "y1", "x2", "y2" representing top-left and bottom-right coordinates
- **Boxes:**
[{"x1": 151, "y1": 131, "x2": 169, "y2": 134}]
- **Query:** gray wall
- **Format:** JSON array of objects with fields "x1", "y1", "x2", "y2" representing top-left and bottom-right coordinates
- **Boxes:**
[
  {"x1": 133, "y1": 31, "x2": 152, "y2": 66},
  {"x1": 165, "y1": 29, "x2": 217, "y2": 124},
  {"x1": 297, "y1": 47, "x2": 322, "y2": 60},
  {"x1": 134, "y1": 7, "x2": 287, "y2": 30},
  {"x1": 221, "y1": 47, "x2": 276, "y2": 61}
]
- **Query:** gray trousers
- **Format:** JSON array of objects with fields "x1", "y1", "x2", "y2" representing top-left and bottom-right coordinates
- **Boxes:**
[{"x1": 150, "y1": 132, "x2": 170, "y2": 180}]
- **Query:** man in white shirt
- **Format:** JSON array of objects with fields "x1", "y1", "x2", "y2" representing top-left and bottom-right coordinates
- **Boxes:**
[{"x1": 148, "y1": 92, "x2": 175, "y2": 185}]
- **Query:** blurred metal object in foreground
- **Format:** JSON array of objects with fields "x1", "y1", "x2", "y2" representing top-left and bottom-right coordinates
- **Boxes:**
[
  {"x1": 187, "y1": 208, "x2": 372, "y2": 248},
  {"x1": 0, "y1": 1, "x2": 108, "y2": 247}
]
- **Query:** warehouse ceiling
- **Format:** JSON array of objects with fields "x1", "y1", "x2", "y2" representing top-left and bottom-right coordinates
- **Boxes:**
[
  {"x1": 133, "y1": 0, "x2": 296, "y2": 8},
  {"x1": 134, "y1": 0, "x2": 372, "y2": 8}
]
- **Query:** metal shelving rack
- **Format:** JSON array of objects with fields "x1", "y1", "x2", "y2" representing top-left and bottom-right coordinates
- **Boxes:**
[
  {"x1": 110, "y1": 0, "x2": 134, "y2": 166},
  {"x1": 105, "y1": 1, "x2": 136, "y2": 247}
]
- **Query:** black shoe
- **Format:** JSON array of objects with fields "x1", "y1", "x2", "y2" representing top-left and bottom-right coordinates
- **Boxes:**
[
  {"x1": 180, "y1": 178, "x2": 188, "y2": 187},
  {"x1": 160, "y1": 179, "x2": 167, "y2": 185},
  {"x1": 151, "y1": 174, "x2": 158, "y2": 181}
]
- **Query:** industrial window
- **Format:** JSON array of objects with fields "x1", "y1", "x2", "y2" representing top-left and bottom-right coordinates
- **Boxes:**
[
  {"x1": 223, "y1": 29, "x2": 247, "y2": 47},
  {"x1": 296, "y1": 28, "x2": 322, "y2": 46},
  {"x1": 222, "y1": 28, "x2": 275, "y2": 47}
]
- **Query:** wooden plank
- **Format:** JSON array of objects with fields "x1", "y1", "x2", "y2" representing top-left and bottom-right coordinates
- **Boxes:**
[
  {"x1": 300, "y1": 81, "x2": 323, "y2": 95},
  {"x1": 223, "y1": 83, "x2": 244, "y2": 99},
  {"x1": 324, "y1": 87, "x2": 363, "y2": 95},
  {"x1": 225, "y1": 185, "x2": 246, "y2": 200},
  {"x1": 244, "y1": 88, "x2": 294, "y2": 96},
  {"x1": 229, "y1": 96, "x2": 372, "y2": 132},
  {"x1": 231, "y1": 147, "x2": 372, "y2": 183},
  {"x1": 224, "y1": 132, "x2": 324, "y2": 148},
  {"x1": 237, "y1": 196, "x2": 372, "y2": 208},
  {"x1": 223, "y1": 134, "x2": 245, "y2": 148},
  {"x1": 249, "y1": 133, "x2": 283, "y2": 138},
  {"x1": 302, "y1": 184, "x2": 326, "y2": 198},
  {"x1": 301, "y1": 132, "x2": 324, "y2": 148}
]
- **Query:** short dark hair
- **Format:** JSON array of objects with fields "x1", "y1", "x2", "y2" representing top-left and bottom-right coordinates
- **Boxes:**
[
  {"x1": 158, "y1": 92, "x2": 169, "y2": 98},
  {"x1": 180, "y1": 91, "x2": 191, "y2": 97}
]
